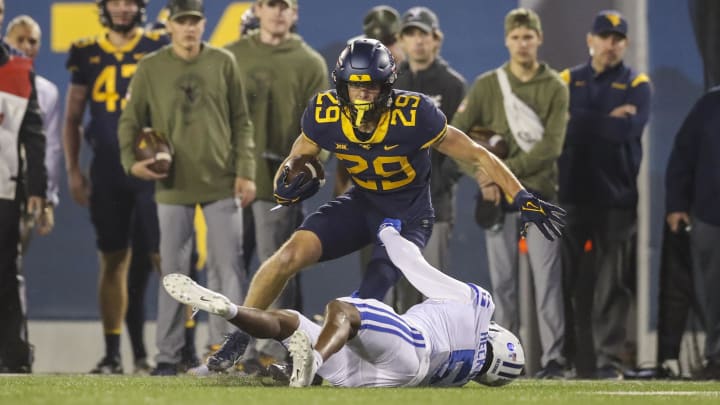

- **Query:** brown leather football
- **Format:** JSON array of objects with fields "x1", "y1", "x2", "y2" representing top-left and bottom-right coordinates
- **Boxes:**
[
  {"x1": 284, "y1": 154, "x2": 325, "y2": 187},
  {"x1": 467, "y1": 125, "x2": 509, "y2": 159},
  {"x1": 134, "y1": 128, "x2": 173, "y2": 174}
]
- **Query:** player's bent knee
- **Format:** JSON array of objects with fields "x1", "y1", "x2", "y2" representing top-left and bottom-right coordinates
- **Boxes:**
[{"x1": 325, "y1": 300, "x2": 361, "y2": 331}]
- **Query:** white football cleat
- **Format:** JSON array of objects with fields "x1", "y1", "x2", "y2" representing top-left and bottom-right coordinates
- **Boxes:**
[
  {"x1": 186, "y1": 364, "x2": 211, "y2": 377},
  {"x1": 288, "y1": 330, "x2": 317, "y2": 388},
  {"x1": 162, "y1": 273, "x2": 234, "y2": 318}
]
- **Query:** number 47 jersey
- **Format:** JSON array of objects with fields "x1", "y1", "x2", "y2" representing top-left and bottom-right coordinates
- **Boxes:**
[
  {"x1": 65, "y1": 29, "x2": 169, "y2": 153},
  {"x1": 301, "y1": 89, "x2": 448, "y2": 216}
]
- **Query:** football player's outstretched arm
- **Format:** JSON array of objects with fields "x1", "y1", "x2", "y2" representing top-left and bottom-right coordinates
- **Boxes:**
[
  {"x1": 434, "y1": 125, "x2": 523, "y2": 200},
  {"x1": 436, "y1": 126, "x2": 566, "y2": 240},
  {"x1": 378, "y1": 226, "x2": 473, "y2": 303}
]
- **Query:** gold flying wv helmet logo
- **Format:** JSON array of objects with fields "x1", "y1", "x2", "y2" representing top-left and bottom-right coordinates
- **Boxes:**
[{"x1": 605, "y1": 13, "x2": 622, "y2": 27}]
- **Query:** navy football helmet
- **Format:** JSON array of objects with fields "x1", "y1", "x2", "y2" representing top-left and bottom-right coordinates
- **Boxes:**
[
  {"x1": 332, "y1": 38, "x2": 397, "y2": 128},
  {"x1": 97, "y1": 0, "x2": 148, "y2": 33}
]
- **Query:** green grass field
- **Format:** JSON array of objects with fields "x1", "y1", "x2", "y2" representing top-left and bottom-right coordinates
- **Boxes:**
[{"x1": 1, "y1": 376, "x2": 720, "y2": 405}]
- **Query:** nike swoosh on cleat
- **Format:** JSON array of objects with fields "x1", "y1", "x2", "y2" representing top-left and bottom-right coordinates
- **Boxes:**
[{"x1": 200, "y1": 296, "x2": 211, "y2": 302}]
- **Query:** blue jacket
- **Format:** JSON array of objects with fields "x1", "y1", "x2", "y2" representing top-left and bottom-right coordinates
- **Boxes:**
[
  {"x1": 666, "y1": 87, "x2": 720, "y2": 226},
  {"x1": 558, "y1": 60, "x2": 651, "y2": 208}
]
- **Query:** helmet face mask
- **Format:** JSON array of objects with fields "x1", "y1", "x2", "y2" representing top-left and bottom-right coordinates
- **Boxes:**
[
  {"x1": 332, "y1": 39, "x2": 397, "y2": 129},
  {"x1": 475, "y1": 322, "x2": 525, "y2": 387},
  {"x1": 97, "y1": 0, "x2": 148, "y2": 33}
]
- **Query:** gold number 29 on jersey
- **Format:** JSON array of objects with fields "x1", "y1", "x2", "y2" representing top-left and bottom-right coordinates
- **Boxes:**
[
  {"x1": 335, "y1": 154, "x2": 417, "y2": 191},
  {"x1": 91, "y1": 64, "x2": 137, "y2": 112},
  {"x1": 314, "y1": 93, "x2": 420, "y2": 127}
]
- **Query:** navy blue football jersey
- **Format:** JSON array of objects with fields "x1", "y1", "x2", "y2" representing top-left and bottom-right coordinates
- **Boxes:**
[
  {"x1": 301, "y1": 89, "x2": 447, "y2": 214},
  {"x1": 65, "y1": 29, "x2": 169, "y2": 153}
]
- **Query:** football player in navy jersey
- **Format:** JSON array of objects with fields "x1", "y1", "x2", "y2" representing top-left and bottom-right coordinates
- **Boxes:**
[
  {"x1": 62, "y1": 0, "x2": 168, "y2": 374},
  {"x1": 240, "y1": 38, "x2": 566, "y2": 314}
]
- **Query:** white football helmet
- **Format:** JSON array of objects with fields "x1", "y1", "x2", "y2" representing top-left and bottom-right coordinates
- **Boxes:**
[{"x1": 475, "y1": 322, "x2": 525, "y2": 386}]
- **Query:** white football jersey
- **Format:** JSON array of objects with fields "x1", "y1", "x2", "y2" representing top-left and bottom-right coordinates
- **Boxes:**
[{"x1": 403, "y1": 283, "x2": 495, "y2": 387}]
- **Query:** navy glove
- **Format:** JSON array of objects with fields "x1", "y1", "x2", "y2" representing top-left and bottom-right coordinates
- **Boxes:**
[
  {"x1": 513, "y1": 189, "x2": 566, "y2": 241},
  {"x1": 273, "y1": 167, "x2": 320, "y2": 206}
]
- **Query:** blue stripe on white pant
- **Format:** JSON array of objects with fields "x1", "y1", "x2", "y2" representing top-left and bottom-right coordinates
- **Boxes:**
[{"x1": 352, "y1": 302, "x2": 425, "y2": 348}]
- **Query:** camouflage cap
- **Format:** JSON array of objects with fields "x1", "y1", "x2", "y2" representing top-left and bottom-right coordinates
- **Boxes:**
[
  {"x1": 363, "y1": 5, "x2": 401, "y2": 44},
  {"x1": 504, "y1": 8, "x2": 542, "y2": 36},
  {"x1": 257, "y1": 0, "x2": 297, "y2": 8},
  {"x1": 168, "y1": 0, "x2": 204, "y2": 21}
]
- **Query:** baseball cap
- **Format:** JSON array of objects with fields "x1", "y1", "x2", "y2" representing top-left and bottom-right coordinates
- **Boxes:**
[
  {"x1": 504, "y1": 8, "x2": 542, "y2": 36},
  {"x1": 591, "y1": 10, "x2": 628, "y2": 37},
  {"x1": 400, "y1": 6, "x2": 439, "y2": 34},
  {"x1": 363, "y1": 6, "x2": 401, "y2": 43},
  {"x1": 168, "y1": 0, "x2": 204, "y2": 21},
  {"x1": 257, "y1": 0, "x2": 297, "y2": 7}
]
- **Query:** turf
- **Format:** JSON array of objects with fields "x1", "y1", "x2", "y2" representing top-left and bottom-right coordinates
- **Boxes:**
[{"x1": 1, "y1": 376, "x2": 719, "y2": 405}]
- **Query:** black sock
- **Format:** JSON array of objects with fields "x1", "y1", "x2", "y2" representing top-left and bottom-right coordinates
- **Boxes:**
[
  {"x1": 126, "y1": 250, "x2": 152, "y2": 361},
  {"x1": 182, "y1": 319, "x2": 196, "y2": 358},
  {"x1": 105, "y1": 333, "x2": 121, "y2": 359}
]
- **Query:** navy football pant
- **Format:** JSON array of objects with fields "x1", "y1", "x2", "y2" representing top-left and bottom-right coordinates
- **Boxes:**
[{"x1": 299, "y1": 192, "x2": 433, "y2": 301}]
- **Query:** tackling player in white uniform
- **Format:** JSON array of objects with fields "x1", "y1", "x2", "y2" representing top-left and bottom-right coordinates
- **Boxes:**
[{"x1": 163, "y1": 219, "x2": 525, "y2": 387}]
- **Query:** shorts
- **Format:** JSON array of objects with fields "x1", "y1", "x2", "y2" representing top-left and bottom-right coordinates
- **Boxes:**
[
  {"x1": 89, "y1": 158, "x2": 159, "y2": 253},
  {"x1": 298, "y1": 189, "x2": 434, "y2": 262}
]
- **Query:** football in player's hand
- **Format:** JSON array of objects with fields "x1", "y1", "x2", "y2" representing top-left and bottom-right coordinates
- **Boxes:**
[
  {"x1": 134, "y1": 128, "x2": 173, "y2": 174},
  {"x1": 284, "y1": 154, "x2": 326, "y2": 187},
  {"x1": 467, "y1": 125, "x2": 509, "y2": 159}
]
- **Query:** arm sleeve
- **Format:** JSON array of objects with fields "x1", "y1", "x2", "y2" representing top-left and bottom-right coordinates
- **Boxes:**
[
  {"x1": 665, "y1": 95, "x2": 703, "y2": 213},
  {"x1": 65, "y1": 45, "x2": 87, "y2": 85},
  {"x1": 418, "y1": 96, "x2": 448, "y2": 149},
  {"x1": 378, "y1": 226, "x2": 473, "y2": 303},
  {"x1": 227, "y1": 55, "x2": 256, "y2": 179},
  {"x1": 118, "y1": 61, "x2": 150, "y2": 174},
  {"x1": 505, "y1": 83, "x2": 568, "y2": 177},
  {"x1": 43, "y1": 82, "x2": 62, "y2": 205},
  {"x1": 449, "y1": 77, "x2": 482, "y2": 133},
  {"x1": 21, "y1": 71, "x2": 47, "y2": 199}
]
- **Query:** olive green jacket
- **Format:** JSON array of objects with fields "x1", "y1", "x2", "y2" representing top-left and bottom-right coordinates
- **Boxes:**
[
  {"x1": 119, "y1": 44, "x2": 255, "y2": 204},
  {"x1": 451, "y1": 62, "x2": 568, "y2": 200},
  {"x1": 226, "y1": 33, "x2": 327, "y2": 201}
]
